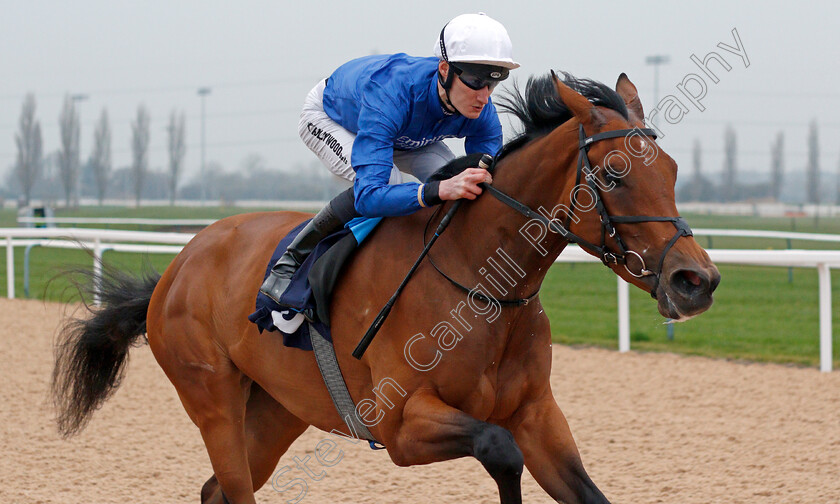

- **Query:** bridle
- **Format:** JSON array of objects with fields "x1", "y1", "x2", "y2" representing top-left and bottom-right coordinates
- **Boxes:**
[{"x1": 430, "y1": 123, "x2": 693, "y2": 302}]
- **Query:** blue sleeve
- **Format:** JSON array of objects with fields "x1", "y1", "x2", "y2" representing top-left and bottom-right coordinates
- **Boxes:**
[
  {"x1": 353, "y1": 165, "x2": 424, "y2": 217},
  {"x1": 464, "y1": 102, "x2": 503, "y2": 156},
  {"x1": 350, "y1": 81, "x2": 425, "y2": 217}
]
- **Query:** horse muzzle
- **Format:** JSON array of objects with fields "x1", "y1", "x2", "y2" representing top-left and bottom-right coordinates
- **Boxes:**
[{"x1": 655, "y1": 262, "x2": 721, "y2": 321}]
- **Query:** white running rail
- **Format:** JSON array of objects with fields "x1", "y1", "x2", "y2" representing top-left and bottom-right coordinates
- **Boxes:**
[{"x1": 1, "y1": 228, "x2": 837, "y2": 372}]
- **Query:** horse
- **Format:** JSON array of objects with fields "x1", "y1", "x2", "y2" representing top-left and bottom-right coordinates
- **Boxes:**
[{"x1": 52, "y1": 72, "x2": 720, "y2": 504}]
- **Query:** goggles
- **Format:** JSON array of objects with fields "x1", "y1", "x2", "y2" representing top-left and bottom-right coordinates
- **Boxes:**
[{"x1": 450, "y1": 62, "x2": 509, "y2": 91}]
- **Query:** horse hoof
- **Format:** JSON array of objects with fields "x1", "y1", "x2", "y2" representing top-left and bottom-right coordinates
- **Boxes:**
[{"x1": 200, "y1": 475, "x2": 219, "y2": 503}]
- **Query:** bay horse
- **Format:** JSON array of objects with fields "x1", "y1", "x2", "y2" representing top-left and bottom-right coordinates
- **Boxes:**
[{"x1": 52, "y1": 73, "x2": 719, "y2": 504}]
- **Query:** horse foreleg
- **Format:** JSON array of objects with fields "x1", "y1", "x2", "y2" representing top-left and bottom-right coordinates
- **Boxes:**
[
  {"x1": 386, "y1": 391, "x2": 524, "y2": 504},
  {"x1": 201, "y1": 383, "x2": 310, "y2": 503},
  {"x1": 509, "y1": 394, "x2": 610, "y2": 504}
]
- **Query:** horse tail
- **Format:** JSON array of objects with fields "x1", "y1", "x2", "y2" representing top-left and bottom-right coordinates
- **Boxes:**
[{"x1": 51, "y1": 266, "x2": 161, "y2": 438}]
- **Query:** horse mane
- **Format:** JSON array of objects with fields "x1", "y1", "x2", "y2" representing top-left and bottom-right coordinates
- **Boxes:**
[
  {"x1": 495, "y1": 71, "x2": 629, "y2": 160},
  {"x1": 428, "y1": 72, "x2": 629, "y2": 180}
]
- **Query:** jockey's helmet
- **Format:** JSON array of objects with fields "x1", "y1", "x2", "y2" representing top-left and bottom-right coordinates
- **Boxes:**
[{"x1": 434, "y1": 13, "x2": 519, "y2": 97}]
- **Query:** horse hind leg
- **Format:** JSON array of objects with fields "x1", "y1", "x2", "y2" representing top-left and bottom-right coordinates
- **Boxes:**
[
  {"x1": 387, "y1": 391, "x2": 524, "y2": 504},
  {"x1": 156, "y1": 340, "x2": 257, "y2": 504},
  {"x1": 200, "y1": 383, "x2": 310, "y2": 504}
]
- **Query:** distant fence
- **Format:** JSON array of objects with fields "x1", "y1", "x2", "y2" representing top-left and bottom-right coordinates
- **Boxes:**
[
  {"x1": 1, "y1": 227, "x2": 837, "y2": 372},
  {"x1": 17, "y1": 217, "x2": 217, "y2": 227},
  {"x1": 10, "y1": 200, "x2": 840, "y2": 217},
  {"x1": 17, "y1": 212, "x2": 840, "y2": 245},
  {"x1": 678, "y1": 202, "x2": 840, "y2": 218},
  {"x1": 692, "y1": 228, "x2": 840, "y2": 244},
  {"x1": 6, "y1": 199, "x2": 329, "y2": 211}
]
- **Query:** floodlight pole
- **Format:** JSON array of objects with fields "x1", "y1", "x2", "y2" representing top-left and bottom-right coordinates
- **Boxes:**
[
  {"x1": 72, "y1": 93, "x2": 88, "y2": 206},
  {"x1": 197, "y1": 87, "x2": 212, "y2": 205},
  {"x1": 645, "y1": 55, "x2": 670, "y2": 107}
]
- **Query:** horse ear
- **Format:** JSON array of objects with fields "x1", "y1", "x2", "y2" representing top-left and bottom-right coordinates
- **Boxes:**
[
  {"x1": 615, "y1": 73, "x2": 645, "y2": 119},
  {"x1": 551, "y1": 70, "x2": 601, "y2": 126}
]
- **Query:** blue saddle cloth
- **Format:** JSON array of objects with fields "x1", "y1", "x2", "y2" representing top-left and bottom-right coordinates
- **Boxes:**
[{"x1": 248, "y1": 217, "x2": 381, "y2": 351}]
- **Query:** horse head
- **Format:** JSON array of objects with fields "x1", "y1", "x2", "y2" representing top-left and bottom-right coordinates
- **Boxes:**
[{"x1": 548, "y1": 72, "x2": 720, "y2": 320}]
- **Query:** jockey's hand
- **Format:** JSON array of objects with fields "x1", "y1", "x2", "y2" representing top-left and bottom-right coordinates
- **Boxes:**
[{"x1": 438, "y1": 168, "x2": 493, "y2": 201}]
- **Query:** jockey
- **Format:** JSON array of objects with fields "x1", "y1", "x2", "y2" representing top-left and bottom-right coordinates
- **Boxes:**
[{"x1": 260, "y1": 12, "x2": 519, "y2": 305}]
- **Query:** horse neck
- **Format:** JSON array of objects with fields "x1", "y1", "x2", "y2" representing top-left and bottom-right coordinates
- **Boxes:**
[{"x1": 441, "y1": 122, "x2": 581, "y2": 298}]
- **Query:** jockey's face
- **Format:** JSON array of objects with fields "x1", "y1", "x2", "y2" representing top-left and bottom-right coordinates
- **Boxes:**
[{"x1": 438, "y1": 62, "x2": 493, "y2": 119}]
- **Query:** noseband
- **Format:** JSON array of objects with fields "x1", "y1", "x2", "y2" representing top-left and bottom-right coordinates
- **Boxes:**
[{"x1": 483, "y1": 124, "x2": 693, "y2": 299}]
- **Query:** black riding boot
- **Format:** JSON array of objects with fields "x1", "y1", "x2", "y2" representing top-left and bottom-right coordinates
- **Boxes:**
[{"x1": 259, "y1": 188, "x2": 359, "y2": 305}]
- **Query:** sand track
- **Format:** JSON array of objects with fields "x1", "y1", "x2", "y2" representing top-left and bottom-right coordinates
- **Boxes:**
[{"x1": 2, "y1": 298, "x2": 838, "y2": 503}]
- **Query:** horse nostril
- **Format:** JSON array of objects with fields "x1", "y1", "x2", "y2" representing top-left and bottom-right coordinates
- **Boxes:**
[
  {"x1": 683, "y1": 270, "x2": 702, "y2": 286},
  {"x1": 670, "y1": 269, "x2": 708, "y2": 297}
]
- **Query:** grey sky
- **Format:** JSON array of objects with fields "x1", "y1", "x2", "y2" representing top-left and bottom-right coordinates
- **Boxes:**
[{"x1": 1, "y1": 0, "x2": 838, "y2": 187}]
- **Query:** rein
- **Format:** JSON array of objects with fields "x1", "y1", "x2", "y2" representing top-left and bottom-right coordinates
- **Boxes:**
[
  {"x1": 425, "y1": 206, "x2": 539, "y2": 306},
  {"x1": 428, "y1": 123, "x2": 694, "y2": 302}
]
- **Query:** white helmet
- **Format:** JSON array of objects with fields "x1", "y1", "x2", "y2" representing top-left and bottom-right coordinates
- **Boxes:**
[{"x1": 433, "y1": 13, "x2": 520, "y2": 70}]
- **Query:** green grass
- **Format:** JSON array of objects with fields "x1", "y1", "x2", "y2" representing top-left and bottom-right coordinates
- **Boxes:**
[
  {"x1": 0, "y1": 210, "x2": 18, "y2": 227},
  {"x1": 1, "y1": 207, "x2": 839, "y2": 368},
  {"x1": 684, "y1": 212, "x2": 840, "y2": 234},
  {"x1": 0, "y1": 246, "x2": 176, "y2": 302},
  {"x1": 542, "y1": 263, "x2": 840, "y2": 368},
  {"x1": 684, "y1": 212, "x2": 840, "y2": 251}
]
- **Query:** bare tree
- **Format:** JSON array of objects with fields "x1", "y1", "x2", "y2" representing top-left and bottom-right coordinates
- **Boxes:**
[
  {"x1": 167, "y1": 110, "x2": 186, "y2": 205},
  {"x1": 130, "y1": 105, "x2": 150, "y2": 206},
  {"x1": 770, "y1": 131, "x2": 784, "y2": 201},
  {"x1": 42, "y1": 150, "x2": 60, "y2": 205},
  {"x1": 806, "y1": 120, "x2": 819, "y2": 204},
  {"x1": 722, "y1": 125, "x2": 737, "y2": 202},
  {"x1": 89, "y1": 109, "x2": 112, "y2": 205},
  {"x1": 58, "y1": 95, "x2": 81, "y2": 207},
  {"x1": 691, "y1": 138, "x2": 702, "y2": 200},
  {"x1": 14, "y1": 94, "x2": 43, "y2": 206},
  {"x1": 240, "y1": 153, "x2": 266, "y2": 175}
]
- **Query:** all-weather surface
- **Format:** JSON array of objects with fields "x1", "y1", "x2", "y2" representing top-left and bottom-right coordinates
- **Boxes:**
[{"x1": 2, "y1": 298, "x2": 838, "y2": 503}]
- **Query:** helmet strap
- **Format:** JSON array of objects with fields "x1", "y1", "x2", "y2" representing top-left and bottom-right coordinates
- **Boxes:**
[
  {"x1": 437, "y1": 65, "x2": 460, "y2": 116},
  {"x1": 436, "y1": 22, "x2": 460, "y2": 115}
]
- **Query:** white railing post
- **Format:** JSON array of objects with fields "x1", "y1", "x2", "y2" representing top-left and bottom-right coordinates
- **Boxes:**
[
  {"x1": 817, "y1": 263, "x2": 833, "y2": 372},
  {"x1": 618, "y1": 277, "x2": 630, "y2": 352},
  {"x1": 5, "y1": 236, "x2": 14, "y2": 300},
  {"x1": 6, "y1": 236, "x2": 14, "y2": 299},
  {"x1": 93, "y1": 238, "x2": 103, "y2": 306}
]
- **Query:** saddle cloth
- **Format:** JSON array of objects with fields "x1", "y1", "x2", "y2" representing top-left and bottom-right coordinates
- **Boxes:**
[{"x1": 248, "y1": 216, "x2": 381, "y2": 351}]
